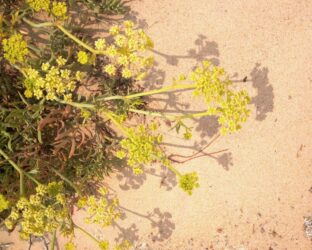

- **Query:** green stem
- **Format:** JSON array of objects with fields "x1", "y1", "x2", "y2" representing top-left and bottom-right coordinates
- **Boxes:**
[
  {"x1": 50, "y1": 230, "x2": 57, "y2": 250},
  {"x1": 104, "y1": 112, "x2": 127, "y2": 134},
  {"x1": 165, "y1": 163, "x2": 182, "y2": 177},
  {"x1": 12, "y1": 64, "x2": 26, "y2": 77},
  {"x1": 20, "y1": 172, "x2": 25, "y2": 197},
  {"x1": 50, "y1": 168, "x2": 81, "y2": 195},
  {"x1": 27, "y1": 44, "x2": 42, "y2": 57},
  {"x1": 56, "y1": 98, "x2": 96, "y2": 110},
  {"x1": 129, "y1": 108, "x2": 211, "y2": 120},
  {"x1": 97, "y1": 83, "x2": 196, "y2": 101},
  {"x1": 0, "y1": 149, "x2": 41, "y2": 185},
  {"x1": 22, "y1": 17, "x2": 53, "y2": 28},
  {"x1": 22, "y1": 18, "x2": 101, "y2": 54},
  {"x1": 74, "y1": 224, "x2": 100, "y2": 244},
  {"x1": 55, "y1": 25, "x2": 97, "y2": 54}
]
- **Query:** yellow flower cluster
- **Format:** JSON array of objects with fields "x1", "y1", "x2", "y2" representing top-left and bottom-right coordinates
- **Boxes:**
[
  {"x1": 26, "y1": 0, "x2": 50, "y2": 12},
  {"x1": 2, "y1": 34, "x2": 29, "y2": 64},
  {"x1": 65, "y1": 242, "x2": 76, "y2": 250},
  {"x1": 0, "y1": 194, "x2": 9, "y2": 212},
  {"x1": 4, "y1": 182, "x2": 71, "y2": 239},
  {"x1": 178, "y1": 172, "x2": 200, "y2": 195},
  {"x1": 77, "y1": 187, "x2": 120, "y2": 228},
  {"x1": 218, "y1": 90, "x2": 250, "y2": 134},
  {"x1": 99, "y1": 21, "x2": 154, "y2": 80},
  {"x1": 116, "y1": 123, "x2": 164, "y2": 175},
  {"x1": 191, "y1": 60, "x2": 231, "y2": 104},
  {"x1": 77, "y1": 51, "x2": 89, "y2": 64},
  {"x1": 95, "y1": 39, "x2": 106, "y2": 50},
  {"x1": 190, "y1": 60, "x2": 250, "y2": 134},
  {"x1": 23, "y1": 57, "x2": 83, "y2": 101},
  {"x1": 99, "y1": 241, "x2": 110, "y2": 250},
  {"x1": 51, "y1": 1, "x2": 68, "y2": 19},
  {"x1": 26, "y1": 0, "x2": 67, "y2": 19}
]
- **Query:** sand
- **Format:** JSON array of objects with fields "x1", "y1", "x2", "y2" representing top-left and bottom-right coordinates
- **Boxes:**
[{"x1": 1, "y1": 0, "x2": 312, "y2": 249}]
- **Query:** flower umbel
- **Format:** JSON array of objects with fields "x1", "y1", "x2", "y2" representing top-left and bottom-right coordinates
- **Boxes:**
[
  {"x1": 51, "y1": 1, "x2": 68, "y2": 19},
  {"x1": 2, "y1": 34, "x2": 29, "y2": 64},
  {"x1": 0, "y1": 194, "x2": 9, "y2": 213},
  {"x1": 179, "y1": 172, "x2": 199, "y2": 195},
  {"x1": 77, "y1": 51, "x2": 89, "y2": 65},
  {"x1": 77, "y1": 187, "x2": 120, "y2": 227},
  {"x1": 26, "y1": 0, "x2": 50, "y2": 12},
  {"x1": 100, "y1": 21, "x2": 154, "y2": 81},
  {"x1": 190, "y1": 60, "x2": 250, "y2": 134},
  {"x1": 116, "y1": 124, "x2": 164, "y2": 174},
  {"x1": 4, "y1": 182, "x2": 71, "y2": 239},
  {"x1": 23, "y1": 58, "x2": 80, "y2": 101}
]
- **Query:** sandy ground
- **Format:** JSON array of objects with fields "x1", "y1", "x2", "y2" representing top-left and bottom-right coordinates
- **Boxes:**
[{"x1": 2, "y1": 0, "x2": 312, "y2": 249}]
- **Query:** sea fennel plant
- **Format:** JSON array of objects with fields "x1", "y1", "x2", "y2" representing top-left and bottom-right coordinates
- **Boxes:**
[{"x1": 0, "y1": 0, "x2": 251, "y2": 249}]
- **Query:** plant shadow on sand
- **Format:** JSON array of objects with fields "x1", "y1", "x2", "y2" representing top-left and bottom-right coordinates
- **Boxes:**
[
  {"x1": 145, "y1": 34, "x2": 220, "y2": 89},
  {"x1": 114, "y1": 207, "x2": 175, "y2": 244},
  {"x1": 115, "y1": 163, "x2": 177, "y2": 191},
  {"x1": 250, "y1": 63, "x2": 273, "y2": 121}
]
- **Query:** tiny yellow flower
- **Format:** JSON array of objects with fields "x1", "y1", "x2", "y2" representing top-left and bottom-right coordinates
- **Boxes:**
[
  {"x1": 117, "y1": 55, "x2": 128, "y2": 66},
  {"x1": 20, "y1": 231, "x2": 30, "y2": 240},
  {"x1": 61, "y1": 69, "x2": 70, "y2": 79},
  {"x1": 56, "y1": 194, "x2": 66, "y2": 205},
  {"x1": 123, "y1": 20, "x2": 134, "y2": 28},
  {"x1": 0, "y1": 194, "x2": 9, "y2": 212},
  {"x1": 81, "y1": 109, "x2": 91, "y2": 119},
  {"x1": 41, "y1": 62, "x2": 50, "y2": 72},
  {"x1": 77, "y1": 51, "x2": 89, "y2": 64},
  {"x1": 29, "y1": 195, "x2": 41, "y2": 205},
  {"x1": 46, "y1": 92, "x2": 56, "y2": 100},
  {"x1": 98, "y1": 187, "x2": 108, "y2": 196},
  {"x1": 75, "y1": 71, "x2": 85, "y2": 81},
  {"x1": 178, "y1": 74, "x2": 187, "y2": 81},
  {"x1": 9, "y1": 210, "x2": 19, "y2": 220},
  {"x1": 105, "y1": 45, "x2": 118, "y2": 56},
  {"x1": 183, "y1": 131, "x2": 192, "y2": 140},
  {"x1": 149, "y1": 122, "x2": 158, "y2": 131},
  {"x1": 95, "y1": 38, "x2": 106, "y2": 50},
  {"x1": 109, "y1": 25, "x2": 120, "y2": 36},
  {"x1": 128, "y1": 54, "x2": 139, "y2": 63},
  {"x1": 24, "y1": 89, "x2": 33, "y2": 98},
  {"x1": 142, "y1": 57, "x2": 154, "y2": 68},
  {"x1": 104, "y1": 64, "x2": 116, "y2": 76},
  {"x1": 34, "y1": 89, "x2": 43, "y2": 99},
  {"x1": 121, "y1": 68, "x2": 132, "y2": 79},
  {"x1": 115, "y1": 150, "x2": 126, "y2": 159},
  {"x1": 56, "y1": 56, "x2": 67, "y2": 66},
  {"x1": 133, "y1": 167, "x2": 143, "y2": 175},
  {"x1": 16, "y1": 198, "x2": 28, "y2": 210},
  {"x1": 77, "y1": 197, "x2": 88, "y2": 208},
  {"x1": 35, "y1": 184, "x2": 47, "y2": 196},
  {"x1": 99, "y1": 241, "x2": 109, "y2": 250},
  {"x1": 125, "y1": 28, "x2": 134, "y2": 37},
  {"x1": 65, "y1": 242, "x2": 76, "y2": 250},
  {"x1": 4, "y1": 219, "x2": 13, "y2": 230},
  {"x1": 135, "y1": 72, "x2": 147, "y2": 81},
  {"x1": 63, "y1": 93, "x2": 72, "y2": 102}
]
